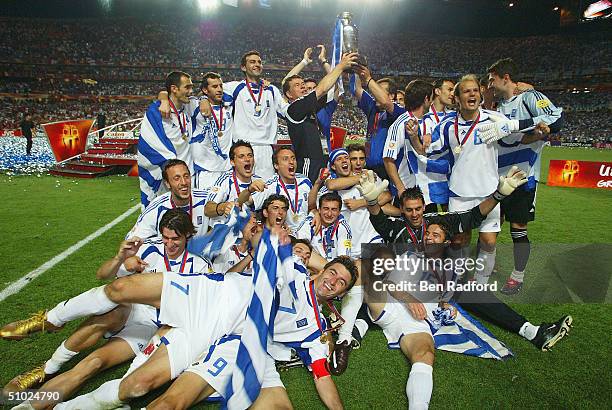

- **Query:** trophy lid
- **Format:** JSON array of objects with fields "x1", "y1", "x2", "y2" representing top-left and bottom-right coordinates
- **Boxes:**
[{"x1": 339, "y1": 11, "x2": 352, "y2": 20}]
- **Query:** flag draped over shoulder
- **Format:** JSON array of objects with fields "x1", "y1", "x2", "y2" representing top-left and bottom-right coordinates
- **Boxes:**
[
  {"x1": 432, "y1": 304, "x2": 513, "y2": 360},
  {"x1": 138, "y1": 101, "x2": 181, "y2": 207},
  {"x1": 224, "y1": 229, "x2": 294, "y2": 409}
]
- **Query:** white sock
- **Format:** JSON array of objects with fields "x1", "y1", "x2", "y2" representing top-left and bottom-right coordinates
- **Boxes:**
[
  {"x1": 47, "y1": 286, "x2": 118, "y2": 327},
  {"x1": 406, "y1": 362, "x2": 433, "y2": 410},
  {"x1": 519, "y1": 322, "x2": 539, "y2": 341},
  {"x1": 91, "y1": 379, "x2": 123, "y2": 408},
  {"x1": 354, "y1": 318, "x2": 369, "y2": 339},
  {"x1": 337, "y1": 286, "x2": 364, "y2": 343},
  {"x1": 475, "y1": 248, "x2": 496, "y2": 284},
  {"x1": 510, "y1": 270, "x2": 525, "y2": 282},
  {"x1": 44, "y1": 340, "x2": 78, "y2": 374},
  {"x1": 11, "y1": 400, "x2": 35, "y2": 410}
]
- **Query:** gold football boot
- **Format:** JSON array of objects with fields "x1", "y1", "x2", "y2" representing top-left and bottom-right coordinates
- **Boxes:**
[
  {"x1": 4, "y1": 365, "x2": 46, "y2": 392},
  {"x1": 0, "y1": 311, "x2": 60, "y2": 340}
]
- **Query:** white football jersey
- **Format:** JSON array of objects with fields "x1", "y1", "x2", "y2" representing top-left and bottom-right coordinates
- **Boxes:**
[
  {"x1": 309, "y1": 215, "x2": 353, "y2": 261},
  {"x1": 128, "y1": 189, "x2": 211, "y2": 239},
  {"x1": 206, "y1": 170, "x2": 263, "y2": 226},
  {"x1": 223, "y1": 80, "x2": 289, "y2": 145},
  {"x1": 190, "y1": 101, "x2": 234, "y2": 174},
  {"x1": 252, "y1": 173, "x2": 312, "y2": 234},
  {"x1": 432, "y1": 109, "x2": 506, "y2": 198},
  {"x1": 318, "y1": 178, "x2": 383, "y2": 258}
]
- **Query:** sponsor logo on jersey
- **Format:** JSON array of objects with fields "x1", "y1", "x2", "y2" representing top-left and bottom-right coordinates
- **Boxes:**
[
  {"x1": 536, "y1": 99, "x2": 550, "y2": 108},
  {"x1": 296, "y1": 318, "x2": 308, "y2": 328}
]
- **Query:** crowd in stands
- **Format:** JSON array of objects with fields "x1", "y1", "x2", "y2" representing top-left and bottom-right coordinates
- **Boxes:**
[{"x1": 0, "y1": 17, "x2": 609, "y2": 144}]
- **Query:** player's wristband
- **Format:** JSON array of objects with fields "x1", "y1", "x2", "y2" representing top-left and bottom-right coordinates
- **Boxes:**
[
  {"x1": 366, "y1": 197, "x2": 378, "y2": 206},
  {"x1": 301, "y1": 58, "x2": 310, "y2": 66},
  {"x1": 366, "y1": 78, "x2": 373, "y2": 88},
  {"x1": 320, "y1": 59, "x2": 329, "y2": 65},
  {"x1": 215, "y1": 203, "x2": 222, "y2": 216},
  {"x1": 492, "y1": 190, "x2": 506, "y2": 202}
]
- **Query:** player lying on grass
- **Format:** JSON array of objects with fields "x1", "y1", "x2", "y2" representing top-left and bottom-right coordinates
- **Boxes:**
[
  {"x1": 328, "y1": 169, "x2": 573, "y2": 375},
  {"x1": 48, "y1": 229, "x2": 357, "y2": 410},
  {"x1": 1, "y1": 209, "x2": 211, "y2": 409}
]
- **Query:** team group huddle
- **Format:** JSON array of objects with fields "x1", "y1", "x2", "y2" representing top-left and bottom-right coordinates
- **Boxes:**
[{"x1": 1, "y1": 48, "x2": 574, "y2": 409}]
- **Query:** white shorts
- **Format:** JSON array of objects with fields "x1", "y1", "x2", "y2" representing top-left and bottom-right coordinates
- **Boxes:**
[
  {"x1": 252, "y1": 145, "x2": 274, "y2": 181},
  {"x1": 369, "y1": 302, "x2": 436, "y2": 349},
  {"x1": 448, "y1": 196, "x2": 501, "y2": 233},
  {"x1": 105, "y1": 304, "x2": 159, "y2": 355},
  {"x1": 159, "y1": 272, "x2": 251, "y2": 378},
  {"x1": 186, "y1": 337, "x2": 283, "y2": 398},
  {"x1": 195, "y1": 170, "x2": 228, "y2": 191}
]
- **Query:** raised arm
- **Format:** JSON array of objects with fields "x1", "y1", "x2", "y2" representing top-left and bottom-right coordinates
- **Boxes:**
[
  {"x1": 353, "y1": 65, "x2": 393, "y2": 113},
  {"x1": 283, "y1": 47, "x2": 313, "y2": 84}
]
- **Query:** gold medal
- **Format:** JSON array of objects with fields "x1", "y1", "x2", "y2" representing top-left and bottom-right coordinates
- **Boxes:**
[
  {"x1": 218, "y1": 131, "x2": 223, "y2": 137},
  {"x1": 320, "y1": 332, "x2": 329, "y2": 344},
  {"x1": 255, "y1": 104, "x2": 262, "y2": 113},
  {"x1": 292, "y1": 214, "x2": 299, "y2": 222},
  {"x1": 182, "y1": 132, "x2": 189, "y2": 141},
  {"x1": 453, "y1": 146, "x2": 462, "y2": 154}
]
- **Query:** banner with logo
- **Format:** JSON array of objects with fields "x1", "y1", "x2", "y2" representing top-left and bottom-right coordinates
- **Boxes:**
[
  {"x1": 547, "y1": 160, "x2": 612, "y2": 190},
  {"x1": 330, "y1": 126, "x2": 348, "y2": 151},
  {"x1": 42, "y1": 119, "x2": 94, "y2": 162}
]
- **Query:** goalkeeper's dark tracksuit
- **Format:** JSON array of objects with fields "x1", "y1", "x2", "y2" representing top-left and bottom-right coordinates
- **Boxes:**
[{"x1": 363, "y1": 207, "x2": 527, "y2": 335}]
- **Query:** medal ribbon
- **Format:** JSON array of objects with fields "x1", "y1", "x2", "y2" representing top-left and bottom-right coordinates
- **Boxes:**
[
  {"x1": 245, "y1": 80, "x2": 264, "y2": 110},
  {"x1": 210, "y1": 105, "x2": 227, "y2": 159},
  {"x1": 232, "y1": 170, "x2": 243, "y2": 196},
  {"x1": 405, "y1": 220, "x2": 426, "y2": 251},
  {"x1": 170, "y1": 195, "x2": 193, "y2": 220},
  {"x1": 232, "y1": 244, "x2": 251, "y2": 269},
  {"x1": 168, "y1": 100, "x2": 187, "y2": 137},
  {"x1": 278, "y1": 177, "x2": 299, "y2": 216},
  {"x1": 321, "y1": 220, "x2": 340, "y2": 257},
  {"x1": 371, "y1": 112, "x2": 380, "y2": 136},
  {"x1": 164, "y1": 249, "x2": 189, "y2": 273},
  {"x1": 430, "y1": 104, "x2": 440, "y2": 123},
  {"x1": 308, "y1": 280, "x2": 325, "y2": 333},
  {"x1": 454, "y1": 113, "x2": 480, "y2": 149}
]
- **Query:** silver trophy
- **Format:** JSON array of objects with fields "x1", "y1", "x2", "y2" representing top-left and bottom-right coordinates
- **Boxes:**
[{"x1": 339, "y1": 12, "x2": 367, "y2": 66}]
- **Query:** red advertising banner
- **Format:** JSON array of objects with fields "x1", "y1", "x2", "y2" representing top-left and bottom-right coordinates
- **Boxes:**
[
  {"x1": 547, "y1": 160, "x2": 612, "y2": 190},
  {"x1": 330, "y1": 126, "x2": 347, "y2": 151},
  {"x1": 42, "y1": 119, "x2": 94, "y2": 162}
]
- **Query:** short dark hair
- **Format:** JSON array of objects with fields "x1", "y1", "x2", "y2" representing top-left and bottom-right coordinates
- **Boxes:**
[
  {"x1": 159, "y1": 208, "x2": 196, "y2": 239},
  {"x1": 318, "y1": 192, "x2": 343, "y2": 209},
  {"x1": 346, "y1": 144, "x2": 366, "y2": 155},
  {"x1": 432, "y1": 78, "x2": 454, "y2": 90},
  {"x1": 426, "y1": 217, "x2": 452, "y2": 241},
  {"x1": 241, "y1": 50, "x2": 261, "y2": 67},
  {"x1": 487, "y1": 58, "x2": 518, "y2": 82},
  {"x1": 200, "y1": 71, "x2": 222, "y2": 90},
  {"x1": 404, "y1": 80, "x2": 434, "y2": 111},
  {"x1": 303, "y1": 78, "x2": 317, "y2": 85},
  {"x1": 282, "y1": 75, "x2": 302, "y2": 96},
  {"x1": 325, "y1": 256, "x2": 359, "y2": 291},
  {"x1": 377, "y1": 77, "x2": 397, "y2": 96},
  {"x1": 400, "y1": 186, "x2": 425, "y2": 205},
  {"x1": 291, "y1": 236, "x2": 313, "y2": 252},
  {"x1": 165, "y1": 71, "x2": 190, "y2": 94},
  {"x1": 262, "y1": 194, "x2": 289, "y2": 211},
  {"x1": 272, "y1": 146, "x2": 295, "y2": 166},
  {"x1": 162, "y1": 159, "x2": 189, "y2": 182},
  {"x1": 230, "y1": 140, "x2": 253, "y2": 161}
]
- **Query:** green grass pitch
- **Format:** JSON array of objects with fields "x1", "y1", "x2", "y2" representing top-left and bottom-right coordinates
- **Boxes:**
[{"x1": 0, "y1": 147, "x2": 611, "y2": 409}]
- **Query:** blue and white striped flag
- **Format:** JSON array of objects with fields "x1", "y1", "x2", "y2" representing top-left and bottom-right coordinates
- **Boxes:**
[
  {"x1": 432, "y1": 304, "x2": 513, "y2": 360},
  {"x1": 224, "y1": 229, "x2": 294, "y2": 409},
  {"x1": 327, "y1": 17, "x2": 345, "y2": 102},
  {"x1": 187, "y1": 206, "x2": 250, "y2": 261},
  {"x1": 138, "y1": 101, "x2": 190, "y2": 207}
]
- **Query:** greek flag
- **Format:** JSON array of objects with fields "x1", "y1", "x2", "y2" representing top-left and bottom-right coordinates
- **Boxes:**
[
  {"x1": 432, "y1": 304, "x2": 513, "y2": 360},
  {"x1": 328, "y1": 17, "x2": 345, "y2": 102},
  {"x1": 138, "y1": 101, "x2": 190, "y2": 207},
  {"x1": 224, "y1": 230, "x2": 293, "y2": 409},
  {"x1": 187, "y1": 206, "x2": 250, "y2": 261}
]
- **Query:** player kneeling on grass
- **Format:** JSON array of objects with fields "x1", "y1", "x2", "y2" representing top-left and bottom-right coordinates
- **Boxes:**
[{"x1": 1, "y1": 209, "x2": 211, "y2": 409}]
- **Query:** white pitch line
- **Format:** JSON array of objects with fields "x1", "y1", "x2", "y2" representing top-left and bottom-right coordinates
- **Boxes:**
[{"x1": 0, "y1": 204, "x2": 140, "y2": 302}]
